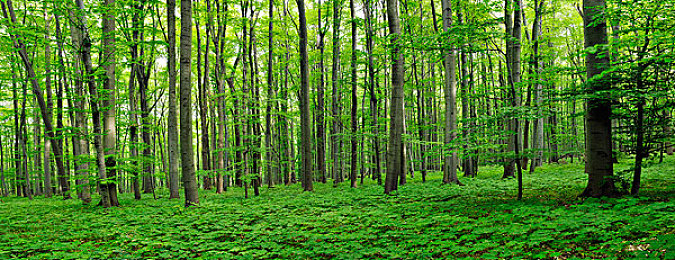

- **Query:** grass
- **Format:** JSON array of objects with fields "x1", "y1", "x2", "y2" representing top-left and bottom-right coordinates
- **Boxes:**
[{"x1": 1, "y1": 156, "x2": 674, "y2": 259}]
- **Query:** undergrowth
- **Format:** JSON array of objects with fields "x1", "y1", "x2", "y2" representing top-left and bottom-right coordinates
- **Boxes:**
[{"x1": 0, "y1": 157, "x2": 674, "y2": 259}]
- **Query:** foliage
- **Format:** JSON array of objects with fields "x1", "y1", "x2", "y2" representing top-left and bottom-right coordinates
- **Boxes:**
[{"x1": 1, "y1": 157, "x2": 674, "y2": 259}]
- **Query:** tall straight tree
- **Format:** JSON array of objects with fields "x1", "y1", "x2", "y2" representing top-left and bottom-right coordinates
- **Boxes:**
[
  {"x1": 181, "y1": 0, "x2": 199, "y2": 206},
  {"x1": 102, "y1": 0, "x2": 119, "y2": 206},
  {"x1": 1, "y1": 0, "x2": 71, "y2": 199},
  {"x1": 43, "y1": 9, "x2": 53, "y2": 198},
  {"x1": 331, "y1": 0, "x2": 343, "y2": 186},
  {"x1": 212, "y1": 0, "x2": 228, "y2": 193},
  {"x1": 167, "y1": 0, "x2": 180, "y2": 199},
  {"x1": 581, "y1": 0, "x2": 616, "y2": 197},
  {"x1": 384, "y1": 0, "x2": 405, "y2": 194},
  {"x1": 441, "y1": 0, "x2": 460, "y2": 185},
  {"x1": 297, "y1": 0, "x2": 313, "y2": 192},
  {"x1": 349, "y1": 0, "x2": 358, "y2": 188},
  {"x1": 364, "y1": 0, "x2": 381, "y2": 184},
  {"x1": 529, "y1": 0, "x2": 544, "y2": 173},
  {"x1": 316, "y1": 0, "x2": 327, "y2": 184}
]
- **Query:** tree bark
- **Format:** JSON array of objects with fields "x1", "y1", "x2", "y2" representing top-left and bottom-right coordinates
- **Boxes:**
[
  {"x1": 580, "y1": 0, "x2": 617, "y2": 198},
  {"x1": 350, "y1": 0, "x2": 358, "y2": 188},
  {"x1": 441, "y1": 0, "x2": 460, "y2": 185},
  {"x1": 298, "y1": 0, "x2": 313, "y2": 191},
  {"x1": 102, "y1": 0, "x2": 119, "y2": 206},
  {"x1": 181, "y1": 0, "x2": 199, "y2": 206},
  {"x1": 1, "y1": 0, "x2": 71, "y2": 199},
  {"x1": 167, "y1": 0, "x2": 180, "y2": 198},
  {"x1": 331, "y1": 0, "x2": 343, "y2": 186},
  {"x1": 529, "y1": 0, "x2": 544, "y2": 173},
  {"x1": 384, "y1": 0, "x2": 405, "y2": 194},
  {"x1": 364, "y1": 0, "x2": 381, "y2": 185}
]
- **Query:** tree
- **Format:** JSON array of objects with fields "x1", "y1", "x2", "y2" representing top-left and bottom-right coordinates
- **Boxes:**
[
  {"x1": 181, "y1": 0, "x2": 199, "y2": 206},
  {"x1": 73, "y1": 0, "x2": 113, "y2": 207},
  {"x1": 580, "y1": 0, "x2": 617, "y2": 198},
  {"x1": 298, "y1": 0, "x2": 313, "y2": 192},
  {"x1": 167, "y1": 0, "x2": 180, "y2": 199},
  {"x1": 441, "y1": 0, "x2": 460, "y2": 185},
  {"x1": 1, "y1": 0, "x2": 71, "y2": 200},
  {"x1": 331, "y1": 0, "x2": 343, "y2": 186},
  {"x1": 102, "y1": 0, "x2": 120, "y2": 206},
  {"x1": 384, "y1": 0, "x2": 405, "y2": 194},
  {"x1": 349, "y1": 0, "x2": 358, "y2": 188},
  {"x1": 529, "y1": 0, "x2": 544, "y2": 173}
]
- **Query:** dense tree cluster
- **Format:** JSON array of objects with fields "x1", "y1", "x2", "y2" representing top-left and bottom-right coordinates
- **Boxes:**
[{"x1": 0, "y1": 0, "x2": 672, "y2": 206}]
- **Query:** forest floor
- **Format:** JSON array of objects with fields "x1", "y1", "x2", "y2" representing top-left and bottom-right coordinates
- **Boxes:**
[{"x1": 1, "y1": 156, "x2": 674, "y2": 259}]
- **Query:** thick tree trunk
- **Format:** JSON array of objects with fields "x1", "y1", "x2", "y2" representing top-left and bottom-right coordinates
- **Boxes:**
[{"x1": 581, "y1": 0, "x2": 617, "y2": 198}]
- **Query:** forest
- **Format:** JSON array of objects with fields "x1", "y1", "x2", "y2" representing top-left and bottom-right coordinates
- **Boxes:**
[{"x1": 0, "y1": 0, "x2": 674, "y2": 258}]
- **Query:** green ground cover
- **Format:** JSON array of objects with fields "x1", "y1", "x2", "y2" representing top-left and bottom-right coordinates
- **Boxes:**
[{"x1": 1, "y1": 157, "x2": 674, "y2": 259}]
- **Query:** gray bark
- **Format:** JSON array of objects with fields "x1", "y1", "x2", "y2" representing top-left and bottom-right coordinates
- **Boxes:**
[{"x1": 181, "y1": 0, "x2": 199, "y2": 206}]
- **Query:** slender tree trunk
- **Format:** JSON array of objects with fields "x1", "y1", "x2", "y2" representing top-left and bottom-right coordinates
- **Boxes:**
[
  {"x1": 213, "y1": 0, "x2": 228, "y2": 193},
  {"x1": 331, "y1": 0, "x2": 342, "y2": 186},
  {"x1": 364, "y1": 0, "x2": 381, "y2": 185},
  {"x1": 0, "y1": 133, "x2": 6, "y2": 197},
  {"x1": 102, "y1": 0, "x2": 119, "y2": 206},
  {"x1": 441, "y1": 0, "x2": 460, "y2": 185},
  {"x1": 167, "y1": 0, "x2": 180, "y2": 198},
  {"x1": 2, "y1": 0, "x2": 71, "y2": 199},
  {"x1": 298, "y1": 0, "x2": 313, "y2": 191},
  {"x1": 44, "y1": 12, "x2": 53, "y2": 198},
  {"x1": 73, "y1": 0, "x2": 112, "y2": 207},
  {"x1": 181, "y1": 0, "x2": 199, "y2": 206},
  {"x1": 530, "y1": 0, "x2": 544, "y2": 173},
  {"x1": 350, "y1": 0, "x2": 358, "y2": 188},
  {"x1": 503, "y1": 0, "x2": 523, "y2": 179},
  {"x1": 384, "y1": 0, "x2": 405, "y2": 194},
  {"x1": 314, "y1": 0, "x2": 327, "y2": 184}
]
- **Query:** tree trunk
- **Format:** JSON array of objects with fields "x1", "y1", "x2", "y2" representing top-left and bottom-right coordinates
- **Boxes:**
[
  {"x1": 441, "y1": 0, "x2": 460, "y2": 185},
  {"x1": 580, "y1": 0, "x2": 617, "y2": 198},
  {"x1": 384, "y1": 0, "x2": 405, "y2": 194},
  {"x1": 102, "y1": 0, "x2": 119, "y2": 206},
  {"x1": 529, "y1": 0, "x2": 544, "y2": 173},
  {"x1": 364, "y1": 0, "x2": 381, "y2": 185},
  {"x1": 44, "y1": 12, "x2": 53, "y2": 198},
  {"x1": 2, "y1": 0, "x2": 71, "y2": 199},
  {"x1": 73, "y1": 0, "x2": 112, "y2": 207},
  {"x1": 331, "y1": 0, "x2": 342, "y2": 186},
  {"x1": 167, "y1": 0, "x2": 180, "y2": 198},
  {"x1": 297, "y1": 0, "x2": 313, "y2": 192},
  {"x1": 350, "y1": 0, "x2": 358, "y2": 188},
  {"x1": 181, "y1": 0, "x2": 199, "y2": 206}
]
